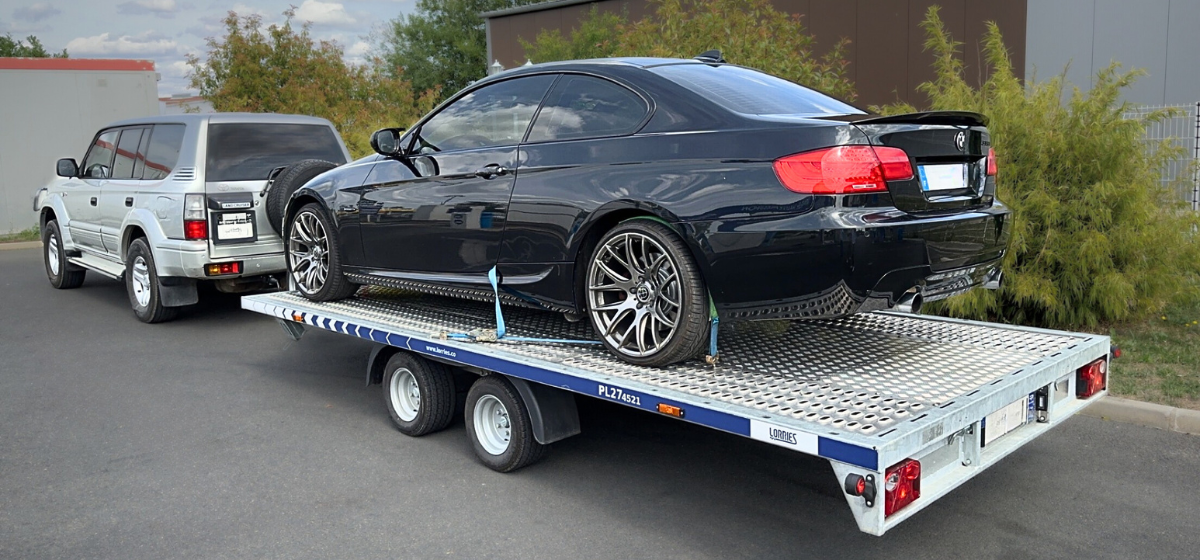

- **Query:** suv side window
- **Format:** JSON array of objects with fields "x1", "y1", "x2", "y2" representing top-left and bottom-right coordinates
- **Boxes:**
[
  {"x1": 112, "y1": 127, "x2": 147, "y2": 179},
  {"x1": 415, "y1": 75, "x2": 556, "y2": 153},
  {"x1": 527, "y1": 75, "x2": 648, "y2": 142},
  {"x1": 81, "y1": 130, "x2": 119, "y2": 179},
  {"x1": 142, "y1": 124, "x2": 185, "y2": 180}
]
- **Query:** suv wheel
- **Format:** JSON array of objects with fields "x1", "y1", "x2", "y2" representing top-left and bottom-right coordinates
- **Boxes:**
[
  {"x1": 125, "y1": 238, "x2": 178, "y2": 323},
  {"x1": 42, "y1": 220, "x2": 86, "y2": 289}
]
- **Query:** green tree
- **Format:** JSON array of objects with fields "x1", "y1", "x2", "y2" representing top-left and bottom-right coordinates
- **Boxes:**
[
  {"x1": 522, "y1": 0, "x2": 854, "y2": 101},
  {"x1": 187, "y1": 10, "x2": 437, "y2": 158},
  {"x1": 880, "y1": 6, "x2": 1200, "y2": 329},
  {"x1": 0, "y1": 34, "x2": 67, "y2": 57},
  {"x1": 380, "y1": 0, "x2": 543, "y2": 101}
]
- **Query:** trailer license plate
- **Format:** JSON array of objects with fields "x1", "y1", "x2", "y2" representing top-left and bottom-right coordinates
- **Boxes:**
[
  {"x1": 918, "y1": 163, "x2": 967, "y2": 191},
  {"x1": 982, "y1": 395, "x2": 1033, "y2": 447},
  {"x1": 217, "y1": 212, "x2": 254, "y2": 240}
]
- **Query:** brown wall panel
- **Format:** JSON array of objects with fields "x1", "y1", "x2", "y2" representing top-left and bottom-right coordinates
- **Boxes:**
[{"x1": 487, "y1": 0, "x2": 1028, "y2": 109}]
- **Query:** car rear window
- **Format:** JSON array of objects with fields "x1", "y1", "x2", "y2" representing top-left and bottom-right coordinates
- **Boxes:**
[
  {"x1": 650, "y1": 64, "x2": 865, "y2": 116},
  {"x1": 206, "y1": 123, "x2": 346, "y2": 182}
]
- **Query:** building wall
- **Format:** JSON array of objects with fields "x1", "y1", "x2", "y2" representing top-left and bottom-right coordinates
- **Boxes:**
[
  {"x1": 1026, "y1": 0, "x2": 1200, "y2": 105},
  {"x1": 486, "y1": 0, "x2": 1028, "y2": 108},
  {"x1": 0, "y1": 59, "x2": 159, "y2": 234}
]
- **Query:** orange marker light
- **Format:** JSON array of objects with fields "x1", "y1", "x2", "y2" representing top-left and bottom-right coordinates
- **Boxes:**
[
  {"x1": 292, "y1": 313, "x2": 304, "y2": 322},
  {"x1": 657, "y1": 403, "x2": 684, "y2": 418}
]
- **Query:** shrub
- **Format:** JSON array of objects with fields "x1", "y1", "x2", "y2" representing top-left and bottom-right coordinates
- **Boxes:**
[
  {"x1": 522, "y1": 0, "x2": 855, "y2": 101},
  {"x1": 879, "y1": 6, "x2": 1200, "y2": 329}
]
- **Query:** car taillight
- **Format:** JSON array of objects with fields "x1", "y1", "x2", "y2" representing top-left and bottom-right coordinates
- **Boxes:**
[
  {"x1": 1076, "y1": 357, "x2": 1107, "y2": 399},
  {"x1": 986, "y1": 147, "x2": 997, "y2": 176},
  {"x1": 773, "y1": 145, "x2": 912, "y2": 195},
  {"x1": 184, "y1": 193, "x2": 207, "y2": 240},
  {"x1": 884, "y1": 458, "x2": 921, "y2": 517}
]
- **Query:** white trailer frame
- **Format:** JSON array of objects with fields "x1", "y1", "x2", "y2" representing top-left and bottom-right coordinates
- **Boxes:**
[{"x1": 242, "y1": 288, "x2": 1109, "y2": 536}]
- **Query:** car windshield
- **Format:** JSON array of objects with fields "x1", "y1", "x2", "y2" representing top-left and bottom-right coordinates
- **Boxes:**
[
  {"x1": 650, "y1": 64, "x2": 865, "y2": 117},
  {"x1": 206, "y1": 123, "x2": 346, "y2": 182}
]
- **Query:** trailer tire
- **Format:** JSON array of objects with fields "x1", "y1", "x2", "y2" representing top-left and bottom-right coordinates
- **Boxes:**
[
  {"x1": 465, "y1": 375, "x2": 547, "y2": 472},
  {"x1": 382, "y1": 353, "x2": 456, "y2": 437}
]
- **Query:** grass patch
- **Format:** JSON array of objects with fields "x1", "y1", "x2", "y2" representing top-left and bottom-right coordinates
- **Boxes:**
[
  {"x1": 0, "y1": 226, "x2": 39, "y2": 243},
  {"x1": 1107, "y1": 290, "x2": 1200, "y2": 410}
]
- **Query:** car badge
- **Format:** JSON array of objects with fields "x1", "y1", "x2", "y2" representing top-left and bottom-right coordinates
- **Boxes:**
[{"x1": 954, "y1": 131, "x2": 966, "y2": 152}]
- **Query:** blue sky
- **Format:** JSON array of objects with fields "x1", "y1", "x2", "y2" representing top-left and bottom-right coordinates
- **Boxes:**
[{"x1": 0, "y1": 1, "x2": 418, "y2": 95}]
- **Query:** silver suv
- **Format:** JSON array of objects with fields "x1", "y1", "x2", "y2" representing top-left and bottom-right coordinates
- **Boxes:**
[{"x1": 33, "y1": 113, "x2": 350, "y2": 322}]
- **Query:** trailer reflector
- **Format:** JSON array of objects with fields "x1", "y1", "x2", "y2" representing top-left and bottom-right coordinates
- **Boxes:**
[
  {"x1": 657, "y1": 403, "x2": 684, "y2": 418},
  {"x1": 884, "y1": 459, "x2": 921, "y2": 517}
]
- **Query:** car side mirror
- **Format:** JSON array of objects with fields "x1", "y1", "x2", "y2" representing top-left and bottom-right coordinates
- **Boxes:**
[
  {"x1": 370, "y1": 128, "x2": 407, "y2": 157},
  {"x1": 56, "y1": 158, "x2": 78, "y2": 177}
]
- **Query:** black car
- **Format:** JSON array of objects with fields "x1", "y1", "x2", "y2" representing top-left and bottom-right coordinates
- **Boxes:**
[{"x1": 279, "y1": 56, "x2": 1010, "y2": 366}]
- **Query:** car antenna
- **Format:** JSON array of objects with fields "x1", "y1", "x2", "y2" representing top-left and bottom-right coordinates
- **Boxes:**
[{"x1": 694, "y1": 49, "x2": 725, "y2": 64}]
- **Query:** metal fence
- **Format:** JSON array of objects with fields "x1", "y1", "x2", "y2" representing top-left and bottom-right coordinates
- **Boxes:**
[{"x1": 1123, "y1": 102, "x2": 1200, "y2": 211}]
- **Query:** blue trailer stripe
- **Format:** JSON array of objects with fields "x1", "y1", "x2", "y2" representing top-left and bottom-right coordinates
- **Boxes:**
[{"x1": 818, "y1": 438, "x2": 878, "y2": 470}]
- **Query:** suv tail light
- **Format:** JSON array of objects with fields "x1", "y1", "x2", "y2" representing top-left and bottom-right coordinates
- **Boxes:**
[
  {"x1": 884, "y1": 458, "x2": 921, "y2": 517},
  {"x1": 1076, "y1": 357, "x2": 1107, "y2": 399},
  {"x1": 986, "y1": 147, "x2": 998, "y2": 176},
  {"x1": 773, "y1": 145, "x2": 913, "y2": 195},
  {"x1": 184, "y1": 194, "x2": 207, "y2": 240}
]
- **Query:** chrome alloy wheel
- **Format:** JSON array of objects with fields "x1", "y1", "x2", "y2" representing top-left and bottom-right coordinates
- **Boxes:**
[
  {"x1": 130, "y1": 256, "x2": 152, "y2": 308},
  {"x1": 587, "y1": 231, "x2": 682, "y2": 358},
  {"x1": 473, "y1": 394, "x2": 511, "y2": 455},
  {"x1": 47, "y1": 233, "x2": 61, "y2": 276},
  {"x1": 389, "y1": 368, "x2": 421, "y2": 422},
  {"x1": 288, "y1": 210, "x2": 330, "y2": 295}
]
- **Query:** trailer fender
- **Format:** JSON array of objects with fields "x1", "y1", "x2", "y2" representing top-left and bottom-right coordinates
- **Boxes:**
[
  {"x1": 366, "y1": 344, "x2": 400, "y2": 387},
  {"x1": 507, "y1": 378, "x2": 581, "y2": 445}
]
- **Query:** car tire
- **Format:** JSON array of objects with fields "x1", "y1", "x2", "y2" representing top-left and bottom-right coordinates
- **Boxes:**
[
  {"x1": 383, "y1": 352, "x2": 456, "y2": 437},
  {"x1": 465, "y1": 375, "x2": 547, "y2": 473},
  {"x1": 266, "y1": 159, "x2": 339, "y2": 234},
  {"x1": 125, "y1": 238, "x2": 178, "y2": 323},
  {"x1": 286, "y1": 203, "x2": 358, "y2": 301},
  {"x1": 585, "y1": 218, "x2": 709, "y2": 367},
  {"x1": 42, "y1": 220, "x2": 86, "y2": 289}
]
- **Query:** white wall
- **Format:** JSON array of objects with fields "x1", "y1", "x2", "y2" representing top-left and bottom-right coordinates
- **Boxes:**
[{"x1": 0, "y1": 68, "x2": 159, "y2": 234}]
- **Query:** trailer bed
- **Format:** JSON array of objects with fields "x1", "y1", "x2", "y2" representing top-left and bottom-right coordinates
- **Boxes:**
[{"x1": 242, "y1": 287, "x2": 1109, "y2": 535}]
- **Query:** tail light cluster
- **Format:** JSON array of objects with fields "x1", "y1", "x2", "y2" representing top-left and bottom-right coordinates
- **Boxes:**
[
  {"x1": 773, "y1": 145, "x2": 913, "y2": 195},
  {"x1": 884, "y1": 458, "x2": 921, "y2": 517},
  {"x1": 184, "y1": 193, "x2": 207, "y2": 240},
  {"x1": 987, "y1": 147, "x2": 998, "y2": 176},
  {"x1": 1076, "y1": 357, "x2": 1107, "y2": 399}
]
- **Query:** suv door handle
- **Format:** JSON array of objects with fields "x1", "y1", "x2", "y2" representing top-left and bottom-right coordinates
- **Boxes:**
[
  {"x1": 90, "y1": 197, "x2": 98, "y2": 206},
  {"x1": 474, "y1": 164, "x2": 508, "y2": 179},
  {"x1": 125, "y1": 197, "x2": 134, "y2": 207}
]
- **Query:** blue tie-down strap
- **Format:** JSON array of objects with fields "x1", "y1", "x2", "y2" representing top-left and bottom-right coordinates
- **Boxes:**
[
  {"x1": 705, "y1": 295, "x2": 720, "y2": 366},
  {"x1": 441, "y1": 267, "x2": 602, "y2": 346}
]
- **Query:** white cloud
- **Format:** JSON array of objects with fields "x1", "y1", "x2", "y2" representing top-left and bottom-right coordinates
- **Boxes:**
[
  {"x1": 13, "y1": 3, "x2": 61, "y2": 22},
  {"x1": 294, "y1": 0, "x2": 355, "y2": 27},
  {"x1": 116, "y1": 0, "x2": 179, "y2": 18},
  {"x1": 65, "y1": 32, "x2": 180, "y2": 57}
]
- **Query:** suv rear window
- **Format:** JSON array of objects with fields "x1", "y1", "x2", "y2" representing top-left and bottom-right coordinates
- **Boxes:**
[
  {"x1": 650, "y1": 64, "x2": 864, "y2": 116},
  {"x1": 206, "y1": 123, "x2": 346, "y2": 182}
]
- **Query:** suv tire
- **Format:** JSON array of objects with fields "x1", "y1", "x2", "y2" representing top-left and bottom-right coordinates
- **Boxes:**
[
  {"x1": 266, "y1": 159, "x2": 339, "y2": 234},
  {"x1": 42, "y1": 220, "x2": 86, "y2": 289},
  {"x1": 125, "y1": 238, "x2": 178, "y2": 323}
]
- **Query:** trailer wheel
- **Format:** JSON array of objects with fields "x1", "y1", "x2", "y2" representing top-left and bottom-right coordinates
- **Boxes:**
[
  {"x1": 382, "y1": 353, "x2": 455, "y2": 436},
  {"x1": 465, "y1": 375, "x2": 547, "y2": 472}
]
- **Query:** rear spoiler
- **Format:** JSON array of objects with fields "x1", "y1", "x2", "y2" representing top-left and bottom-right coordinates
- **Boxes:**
[{"x1": 843, "y1": 110, "x2": 989, "y2": 127}]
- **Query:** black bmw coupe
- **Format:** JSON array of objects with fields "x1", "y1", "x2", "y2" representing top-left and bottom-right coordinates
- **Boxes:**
[{"x1": 280, "y1": 55, "x2": 1010, "y2": 366}]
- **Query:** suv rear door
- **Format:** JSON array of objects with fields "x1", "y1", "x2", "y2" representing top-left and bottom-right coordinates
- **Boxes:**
[
  {"x1": 203, "y1": 122, "x2": 348, "y2": 260},
  {"x1": 97, "y1": 125, "x2": 151, "y2": 255}
]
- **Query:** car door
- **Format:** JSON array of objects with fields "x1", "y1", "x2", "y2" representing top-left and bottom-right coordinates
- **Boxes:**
[
  {"x1": 98, "y1": 125, "x2": 151, "y2": 255},
  {"x1": 356, "y1": 74, "x2": 557, "y2": 276},
  {"x1": 66, "y1": 129, "x2": 119, "y2": 253}
]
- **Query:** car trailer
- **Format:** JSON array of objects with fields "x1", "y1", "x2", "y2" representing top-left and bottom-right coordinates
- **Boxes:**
[{"x1": 241, "y1": 287, "x2": 1110, "y2": 536}]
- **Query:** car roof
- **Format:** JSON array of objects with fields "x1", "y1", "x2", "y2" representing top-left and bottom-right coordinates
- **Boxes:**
[
  {"x1": 103, "y1": 112, "x2": 335, "y2": 129},
  {"x1": 484, "y1": 57, "x2": 706, "y2": 80}
]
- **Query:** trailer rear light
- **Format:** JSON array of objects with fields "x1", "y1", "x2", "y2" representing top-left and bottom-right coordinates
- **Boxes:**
[
  {"x1": 986, "y1": 147, "x2": 998, "y2": 176},
  {"x1": 884, "y1": 458, "x2": 921, "y2": 517},
  {"x1": 844, "y1": 473, "x2": 878, "y2": 507},
  {"x1": 1076, "y1": 357, "x2": 1107, "y2": 399},
  {"x1": 205, "y1": 262, "x2": 242, "y2": 276},
  {"x1": 773, "y1": 145, "x2": 912, "y2": 195},
  {"x1": 184, "y1": 193, "x2": 207, "y2": 240},
  {"x1": 657, "y1": 403, "x2": 684, "y2": 418}
]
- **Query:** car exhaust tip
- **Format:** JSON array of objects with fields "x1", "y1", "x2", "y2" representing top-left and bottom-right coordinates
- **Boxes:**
[
  {"x1": 983, "y1": 268, "x2": 1003, "y2": 291},
  {"x1": 895, "y1": 289, "x2": 923, "y2": 314}
]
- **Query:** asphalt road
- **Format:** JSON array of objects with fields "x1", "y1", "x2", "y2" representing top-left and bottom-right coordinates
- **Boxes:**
[{"x1": 2, "y1": 245, "x2": 1198, "y2": 560}]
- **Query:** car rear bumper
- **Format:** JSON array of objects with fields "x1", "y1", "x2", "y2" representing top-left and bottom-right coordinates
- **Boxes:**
[
  {"x1": 682, "y1": 203, "x2": 1011, "y2": 319},
  {"x1": 153, "y1": 238, "x2": 287, "y2": 279}
]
